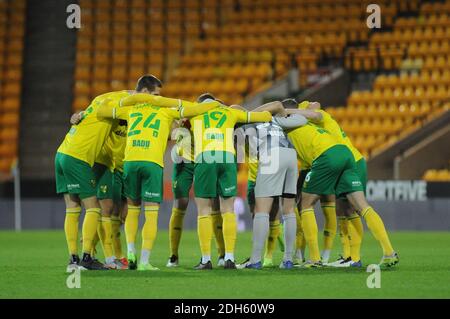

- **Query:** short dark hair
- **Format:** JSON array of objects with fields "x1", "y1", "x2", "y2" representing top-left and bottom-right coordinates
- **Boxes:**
[
  {"x1": 136, "y1": 75, "x2": 162, "y2": 92},
  {"x1": 282, "y1": 98, "x2": 298, "y2": 108},
  {"x1": 197, "y1": 93, "x2": 216, "y2": 103}
]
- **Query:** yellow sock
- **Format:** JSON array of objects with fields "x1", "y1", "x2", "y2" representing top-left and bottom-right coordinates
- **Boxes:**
[
  {"x1": 301, "y1": 209, "x2": 320, "y2": 262},
  {"x1": 169, "y1": 207, "x2": 185, "y2": 257},
  {"x1": 265, "y1": 220, "x2": 281, "y2": 259},
  {"x1": 94, "y1": 220, "x2": 102, "y2": 256},
  {"x1": 211, "y1": 211, "x2": 225, "y2": 256},
  {"x1": 348, "y1": 213, "x2": 363, "y2": 262},
  {"x1": 197, "y1": 215, "x2": 212, "y2": 257},
  {"x1": 111, "y1": 216, "x2": 123, "y2": 258},
  {"x1": 321, "y1": 202, "x2": 337, "y2": 251},
  {"x1": 82, "y1": 208, "x2": 101, "y2": 254},
  {"x1": 362, "y1": 207, "x2": 394, "y2": 256},
  {"x1": 295, "y1": 208, "x2": 306, "y2": 252},
  {"x1": 64, "y1": 207, "x2": 81, "y2": 255},
  {"x1": 142, "y1": 206, "x2": 158, "y2": 251},
  {"x1": 125, "y1": 205, "x2": 140, "y2": 247},
  {"x1": 222, "y1": 212, "x2": 237, "y2": 255},
  {"x1": 99, "y1": 216, "x2": 114, "y2": 259},
  {"x1": 338, "y1": 216, "x2": 350, "y2": 259}
]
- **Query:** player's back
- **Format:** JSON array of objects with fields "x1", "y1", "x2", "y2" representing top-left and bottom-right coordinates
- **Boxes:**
[
  {"x1": 287, "y1": 122, "x2": 342, "y2": 169},
  {"x1": 190, "y1": 106, "x2": 242, "y2": 157},
  {"x1": 123, "y1": 104, "x2": 179, "y2": 167},
  {"x1": 57, "y1": 90, "x2": 130, "y2": 166},
  {"x1": 317, "y1": 110, "x2": 363, "y2": 161}
]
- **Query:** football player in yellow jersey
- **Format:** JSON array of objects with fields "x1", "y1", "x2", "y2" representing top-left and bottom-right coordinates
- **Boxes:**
[
  {"x1": 56, "y1": 75, "x2": 162, "y2": 271},
  {"x1": 167, "y1": 93, "x2": 226, "y2": 268},
  {"x1": 297, "y1": 101, "x2": 366, "y2": 267},
  {"x1": 57, "y1": 91, "x2": 129, "y2": 271},
  {"x1": 283, "y1": 99, "x2": 399, "y2": 268},
  {"x1": 97, "y1": 90, "x2": 223, "y2": 271},
  {"x1": 69, "y1": 113, "x2": 128, "y2": 269},
  {"x1": 189, "y1": 97, "x2": 273, "y2": 270}
]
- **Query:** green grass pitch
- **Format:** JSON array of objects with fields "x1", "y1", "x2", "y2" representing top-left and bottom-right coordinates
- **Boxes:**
[{"x1": 1, "y1": 230, "x2": 449, "y2": 298}]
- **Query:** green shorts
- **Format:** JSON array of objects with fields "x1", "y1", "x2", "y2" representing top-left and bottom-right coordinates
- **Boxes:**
[
  {"x1": 92, "y1": 163, "x2": 114, "y2": 200},
  {"x1": 247, "y1": 180, "x2": 256, "y2": 207},
  {"x1": 55, "y1": 152, "x2": 97, "y2": 200},
  {"x1": 302, "y1": 145, "x2": 364, "y2": 197},
  {"x1": 123, "y1": 161, "x2": 163, "y2": 203},
  {"x1": 338, "y1": 158, "x2": 367, "y2": 199},
  {"x1": 113, "y1": 170, "x2": 126, "y2": 203},
  {"x1": 172, "y1": 162, "x2": 194, "y2": 199},
  {"x1": 194, "y1": 151, "x2": 237, "y2": 198}
]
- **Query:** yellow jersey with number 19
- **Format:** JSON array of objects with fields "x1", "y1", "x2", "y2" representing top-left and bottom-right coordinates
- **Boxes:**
[
  {"x1": 57, "y1": 90, "x2": 130, "y2": 166},
  {"x1": 316, "y1": 110, "x2": 363, "y2": 162},
  {"x1": 190, "y1": 106, "x2": 272, "y2": 159},
  {"x1": 287, "y1": 122, "x2": 343, "y2": 170}
]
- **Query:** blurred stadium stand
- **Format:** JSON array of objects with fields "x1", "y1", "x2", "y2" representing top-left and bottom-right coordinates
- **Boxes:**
[{"x1": 0, "y1": 0, "x2": 26, "y2": 178}]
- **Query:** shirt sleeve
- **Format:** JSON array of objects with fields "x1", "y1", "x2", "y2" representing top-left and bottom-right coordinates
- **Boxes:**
[
  {"x1": 247, "y1": 111, "x2": 272, "y2": 123},
  {"x1": 96, "y1": 99, "x2": 128, "y2": 120},
  {"x1": 119, "y1": 94, "x2": 184, "y2": 109},
  {"x1": 165, "y1": 108, "x2": 181, "y2": 120},
  {"x1": 272, "y1": 114, "x2": 307, "y2": 129}
]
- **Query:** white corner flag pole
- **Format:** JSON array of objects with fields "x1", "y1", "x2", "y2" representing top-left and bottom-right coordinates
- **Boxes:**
[{"x1": 12, "y1": 159, "x2": 22, "y2": 231}]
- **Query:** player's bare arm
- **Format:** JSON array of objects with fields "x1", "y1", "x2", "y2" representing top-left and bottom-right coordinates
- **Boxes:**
[
  {"x1": 286, "y1": 108, "x2": 323, "y2": 121},
  {"x1": 252, "y1": 101, "x2": 287, "y2": 116}
]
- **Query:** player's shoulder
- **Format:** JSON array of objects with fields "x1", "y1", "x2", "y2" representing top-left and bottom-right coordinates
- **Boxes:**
[{"x1": 95, "y1": 90, "x2": 130, "y2": 102}]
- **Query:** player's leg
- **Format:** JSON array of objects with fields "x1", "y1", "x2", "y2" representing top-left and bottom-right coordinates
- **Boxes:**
[
  {"x1": 168, "y1": 162, "x2": 194, "y2": 266},
  {"x1": 138, "y1": 202, "x2": 159, "y2": 271},
  {"x1": 168, "y1": 197, "x2": 188, "y2": 267},
  {"x1": 300, "y1": 192, "x2": 322, "y2": 266},
  {"x1": 294, "y1": 205, "x2": 306, "y2": 265},
  {"x1": 219, "y1": 196, "x2": 237, "y2": 269},
  {"x1": 320, "y1": 194, "x2": 337, "y2": 263},
  {"x1": 327, "y1": 199, "x2": 352, "y2": 267},
  {"x1": 346, "y1": 204, "x2": 364, "y2": 267},
  {"x1": 211, "y1": 196, "x2": 226, "y2": 266},
  {"x1": 137, "y1": 162, "x2": 163, "y2": 271},
  {"x1": 246, "y1": 196, "x2": 273, "y2": 269},
  {"x1": 56, "y1": 153, "x2": 82, "y2": 271},
  {"x1": 80, "y1": 195, "x2": 107, "y2": 270},
  {"x1": 338, "y1": 156, "x2": 398, "y2": 267},
  {"x1": 278, "y1": 151, "x2": 298, "y2": 269},
  {"x1": 294, "y1": 171, "x2": 307, "y2": 265},
  {"x1": 92, "y1": 163, "x2": 120, "y2": 269},
  {"x1": 110, "y1": 170, "x2": 127, "y2": 269},
  {"x1": 264, "y1": 198, "x2": 280, "y2": 267},
  {"x1": 236, "y1": 179, "x2": 256, "y2": 267},
  {"x1": 194, "y1": 197, "x2": 214, "y2": 270},
  {"x1": 122, "y1": 162, "x2": 142, "y2": 270},
  {"x1": 280, "y1": 196, "x2": 297, "y2": 269},
  {"x1": 346, "y1": 158, "x2": 366, "y2": 266},
  {"x1": 59, "y1": 153, "x2": 106, "y2": 270},
  {"x1": 193, "y1": 161, "x2": 217, "y2": 270},
  {"x1": 63, "y1": 194, "x2": 82, "y2": 272},
  {"x1": 218, "y1": 157, "x2": 239, "y2": 269},
  {"x1": 346, "y1": 191, "x2": 398, "y2": 267}
]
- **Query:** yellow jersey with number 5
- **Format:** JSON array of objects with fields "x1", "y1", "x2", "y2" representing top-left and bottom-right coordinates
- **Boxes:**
[
  {"x1": 287, "y1": 122, "x2": 343, "y2": 170},
  {"x1": 316, "y1": 110, "x2": 363, "y2": 162},
  {"x1": 115, "y1": 104, "x2": 180, "y2": 167},
  {"x1": 57, "y1": 90, "x2": 130, "y2": 166}
]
